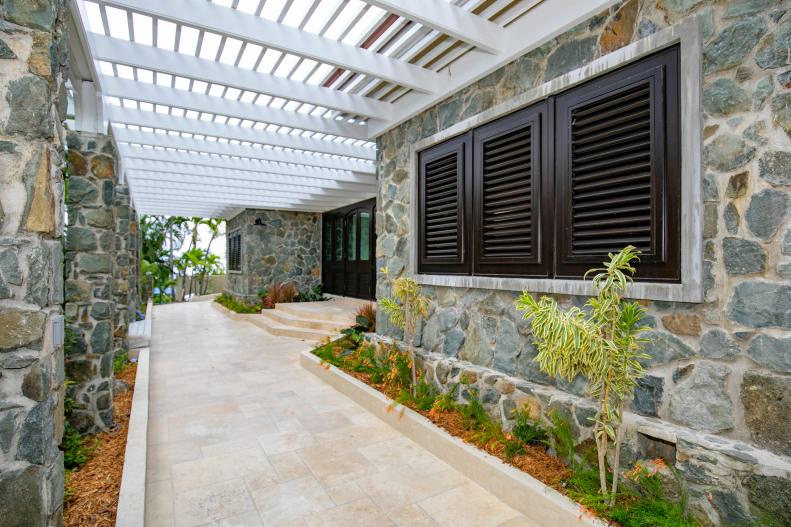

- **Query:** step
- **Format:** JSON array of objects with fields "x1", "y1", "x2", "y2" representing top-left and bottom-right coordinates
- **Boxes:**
[
  {"x1": 248, "y1": 315, "x2": 335, "y2": 342},
  {"x1": 275, "y1": 302, "x2": 358, "y2": 325},
  {"x1": 260, "y1": 308, "x2": 345, "y2": 332}
]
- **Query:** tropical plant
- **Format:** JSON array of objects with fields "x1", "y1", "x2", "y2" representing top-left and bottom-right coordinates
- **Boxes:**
[
  {"x1": 515, "y1": 246, "x2": 651, "y2": 505},
  {"x1": 354, "y1": 303, "x2": 376, "y2": 332},
  {"x1": 296, "y1": 284, "x2": 326, "y2": 302},
  {"x1": 378, "y1": 267, "x2": 430, "y2": 395}
]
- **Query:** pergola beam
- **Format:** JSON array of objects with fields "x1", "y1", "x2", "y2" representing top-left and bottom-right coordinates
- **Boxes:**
[
  {"x1": 117, "y1": 144, "x2": 376, "y2": 185},
  {"x1": 102, "y1": 76, "x2": 369, "y2": 140},
  {"x1": 132, "y1": 195, "x2": 332, "y2": 212},
  {"x1": 99, "y1": 0, "x2": 439, "y2": 94},
  {"x1": 132, "y1": 187, "x2": 350, "y2": 206},
  {"x1": 112, "y1": 125, "x2": 375, "y2": 174},
  {"x1": 106, "y1": 106, "x2": 375, "y2": 160},
  {"x1": 130, "y1": 180, "x2": 355, "y2": 202},
  {"x1": 88, "y1": 33, "x2": 393, "y2": 120},
  {"x1": 364, "y1": 0, "x2": 504, "y2": 54},
  {"x1": 127, "y1": 171, "x2": 371, "y2": 196}
]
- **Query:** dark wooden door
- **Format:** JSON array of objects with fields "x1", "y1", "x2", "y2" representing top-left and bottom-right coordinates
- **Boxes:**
[{"x1": 322, "y1": 199, "x2": 376, "y2": 300}]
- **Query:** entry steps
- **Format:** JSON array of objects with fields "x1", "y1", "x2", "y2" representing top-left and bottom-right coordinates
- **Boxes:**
[{"x1": 252, "y1": 296, "x2": 373, "y2": 342}]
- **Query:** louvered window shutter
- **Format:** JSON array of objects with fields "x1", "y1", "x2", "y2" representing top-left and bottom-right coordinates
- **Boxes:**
[
  {"x1": 554, "y1": 45, "x2": 681, "y2": 281},
  {"x1": 417, "y1": 133, "x2": 472, "y2": 275},
  {"x1": 473, "y1": 103, "x2": 549, "y2": 276}
]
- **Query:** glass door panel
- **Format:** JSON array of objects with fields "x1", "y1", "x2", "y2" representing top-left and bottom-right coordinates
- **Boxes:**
[{"x1": 359, "y1": 211, "x2": 371, "y2": 261}]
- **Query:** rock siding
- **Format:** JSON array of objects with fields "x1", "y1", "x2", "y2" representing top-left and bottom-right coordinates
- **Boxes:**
[
  {"x1": 376, "y1": 2, "x2": 791, "y2": 525},
  {"x1": 0, "y1": 2, "x2": 69, "y2": 525},
  {"x1": 225, "y1": 208, "x2": 321, "y2": 302}
]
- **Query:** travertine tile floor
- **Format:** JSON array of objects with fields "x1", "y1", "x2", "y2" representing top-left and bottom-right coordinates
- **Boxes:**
[{"x1": 145, "y1": 300, "x2": 536, "y2": 527}]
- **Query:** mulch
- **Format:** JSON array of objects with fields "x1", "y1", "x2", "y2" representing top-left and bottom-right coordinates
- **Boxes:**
[
  {"x1": 338, "y1": 365, "x2": 571, "y2": 489},
  {"x1": 64, "y1": 363, "x2": 137, "y2": 527}
]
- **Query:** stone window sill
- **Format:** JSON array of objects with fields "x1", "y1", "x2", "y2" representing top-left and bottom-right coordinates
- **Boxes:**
[{"x1": 414, "y1": 273, "x2": 702, "y2": 303}]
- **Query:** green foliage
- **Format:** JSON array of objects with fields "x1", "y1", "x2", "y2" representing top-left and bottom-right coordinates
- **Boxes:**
[
  {"x1": 511, "y1": 411, "x2": 548, "y2": 447},
  {"x1": 296, "y1": 284, "x2": 326, "y2": 302},
  {"x1": 516, "y1": 246, "x2": 651, "y2": 500},
  {"x1": 430, "y1": 384, "x2": 459, "y2": 413},
  {"x1": 61, "y1": 422, "x2": 97, "y2": 470},
  {"x1": 60, "y1": 380, "x2": 97, "y2": 470},
  {"x1": 379, "y1": 267, "x2": 431, "y2": 395},
  {"x1": 214, "y1": 293, "x2": 260, "y2": 314},
  {"x1": 113, "y1": 351, "x2": 129, "y2": 374},
  {"x1": 396, "y1": 380, "x2": 438, "y2": 411},
  {"x1": 545, "y1": 410, "x2": 578, "y2": 467}
]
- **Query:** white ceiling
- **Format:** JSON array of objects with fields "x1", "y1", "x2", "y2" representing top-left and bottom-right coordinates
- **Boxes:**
[{"x1": 67, "y1": 0, "x2": 614, "y2": 217}]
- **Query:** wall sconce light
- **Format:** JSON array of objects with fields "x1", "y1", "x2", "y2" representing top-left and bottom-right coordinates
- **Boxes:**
[{"x1": 254, "y1": 218, "x2": 265, "y2": 226}]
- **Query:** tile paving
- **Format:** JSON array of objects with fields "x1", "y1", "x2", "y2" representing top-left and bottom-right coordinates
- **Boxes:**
[{"x1": 145, "y1": 299, "x2": 536, "y2": 527}]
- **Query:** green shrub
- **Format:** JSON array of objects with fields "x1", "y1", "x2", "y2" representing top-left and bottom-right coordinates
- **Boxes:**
[
  {"x1": 113, "y1": 351, "x2": 129, "y2": 373},
  {"x1": 214, "y1": 293, "x2": 260, "y2": 313},
  {"x1": 61, "y1": 422, "x2": 97, "y2": 470},
  {"x1": 397, "y1": 380, "x2": 438, "y2": 411},
  {"x1": 511, "y1": 411, "x2": 548, "y2": 446}
]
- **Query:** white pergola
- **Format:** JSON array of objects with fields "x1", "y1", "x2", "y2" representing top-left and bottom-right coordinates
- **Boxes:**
[{"x1": 67, "y1": 0, "x2": 613, "y2": 217}]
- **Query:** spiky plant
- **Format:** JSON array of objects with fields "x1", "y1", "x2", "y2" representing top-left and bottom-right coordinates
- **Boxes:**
[
  {"x1": 378, "y1": 267, "x2": 430, "y2": 395},
  {"x1": 516, "y1": 246, "x2": 651, "y2": 505}
]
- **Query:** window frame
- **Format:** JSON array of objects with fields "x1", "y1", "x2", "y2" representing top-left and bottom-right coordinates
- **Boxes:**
[
  {"x1": 553, "y1": 45, "x2": 681, "y2": 282},
  {"x1": 407, "y1": 19, "x2": 703, "y2": 302},
  {"x1": 227, "y1": 229, "x2": 242, "y2": 273}
]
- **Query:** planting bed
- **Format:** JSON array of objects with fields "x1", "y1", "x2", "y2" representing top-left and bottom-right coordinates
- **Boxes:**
[{"x1": 64, "y1": 363, "x2": 137, "y2": 527}]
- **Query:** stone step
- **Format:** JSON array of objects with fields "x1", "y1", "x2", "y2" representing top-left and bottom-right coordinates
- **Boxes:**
[
  {"x1": 275, "y1": 302, "x2": 359, "y2": 325},
  {"x1": 248, "y1": 315, "x2": 335, "y2": 342},
  {"x1": 260, "y1": 308, "x2": 345, "y2": 332}
]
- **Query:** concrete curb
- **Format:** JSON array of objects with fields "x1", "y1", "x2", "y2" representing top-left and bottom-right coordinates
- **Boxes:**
[
  {"x1": 300, "y1": 349, "x2": 608, "y2": 527},
  {"x1": 115, "y1": 347, "x2": 150, "y2": 527}
]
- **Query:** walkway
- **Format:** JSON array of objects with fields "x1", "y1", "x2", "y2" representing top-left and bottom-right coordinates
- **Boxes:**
[{"x1": 144, "y1": 300, "x2": 534, "y2": 527}]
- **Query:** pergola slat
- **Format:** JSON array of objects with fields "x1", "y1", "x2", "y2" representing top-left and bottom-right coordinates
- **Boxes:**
[
  {"x1": 364, "y1": 0, "x2": 504, "y2": 54},
  {"x1": 99, "y1": 0, "x2": 439, "y2": 93},
  {"x1": 107, "y1": 106, "x2": 375, "y2": 160},
  {"x1": 100, "y1": 76, "x2": 368, "y2": 140},
  {"x1": 88, "y1": 33, "x2": 394, "y2": 120},
  {"x1": 117, "y1": 144, "x2": 376, "y2": 185},
  {"x1": 125, "y1": 168, "x2": 376, "y2": 193},
  {"x1": 112, "y1": 125, "x2": 375, "y2": 174}
]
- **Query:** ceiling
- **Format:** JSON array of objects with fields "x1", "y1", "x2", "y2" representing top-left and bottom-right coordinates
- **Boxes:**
[{"x1": 67, "y1": 0, "x2": 614, "y2": 217}]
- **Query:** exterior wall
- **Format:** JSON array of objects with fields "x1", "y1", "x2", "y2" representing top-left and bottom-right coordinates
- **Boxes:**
[
  {"x1": 225, "y1": 208, "x2": 321, "y2": 303},
  {"x1": 63, "y1": 131, "x2": 124, "y2": 434},
  {"x1": 0, "y1": 1, "x2": 69, "y2": 525},
  {"x1": 376, "y1": 2, "x2": 791, "y2": 525}
]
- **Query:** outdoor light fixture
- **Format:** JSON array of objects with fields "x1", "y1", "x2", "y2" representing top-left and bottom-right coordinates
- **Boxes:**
[{"x1": 254, "y1": 218, "x2": 265, "y2": 226}]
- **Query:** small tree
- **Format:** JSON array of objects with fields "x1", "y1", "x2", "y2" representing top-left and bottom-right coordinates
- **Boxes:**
[
  {"x1": 378, "y1": 267, "x2": 430, "y2": 395},
  {"x1": 516, "y1": 246, "x2": 650, "y2": 505}
]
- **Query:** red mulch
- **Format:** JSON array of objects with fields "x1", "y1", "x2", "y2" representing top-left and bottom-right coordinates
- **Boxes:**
[
  {"x1": 64, "y1": 364, "x2": 137, "y2": 527},
  {"x1": 338, "y1": 366, "x2": 571, "y2": 489}
]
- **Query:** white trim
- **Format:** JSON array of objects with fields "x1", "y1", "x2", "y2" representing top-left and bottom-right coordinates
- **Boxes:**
[
  {"x1": 365, "y1": 0, "x2": 505, "y2": 55},
  {"x1": 117, "y1": 145, "x2": 376, "y2": 185},
  {"x1": 101, "y1": 76, "x2": 370, "y2": 140},
  {"x1": 106, "y1": 106, "x2": 375, "y2": 160},
  {"x1": 112, "y1": 125, "x2": 374, "y2": 174},
  {"x1": 88, "y1": 33, "x2": 394, "y2": 121},
  {"x1": 406, "y1": 18, "x2": 704, "y2": 303},
  {"x1": 100, "y1": 0, "x2": 440, "y2": 94}
]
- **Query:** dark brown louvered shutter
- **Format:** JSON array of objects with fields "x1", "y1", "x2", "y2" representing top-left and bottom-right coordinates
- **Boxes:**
[
  {"x1": 473, "y1": 102, "x2": 550, "y2": 276},
  {"x1": 417, "y1": 133, "x2": 472, "y2": 275},
  {"x1": 554, "y1": 45, "x2": 680, "y2": 282},
  {"x1": 228, "y1": 231, "x2": 241, "y2": 271}
]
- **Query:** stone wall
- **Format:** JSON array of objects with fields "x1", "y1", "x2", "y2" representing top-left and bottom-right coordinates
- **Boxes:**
[
  {"x1": 225, "y1": 208, "x2": 321, "y2": 303},
  {"x1": 0, "y1": 1, "x2": 69, "y2": 525},
  {"x1": 63, "y1": 131, "x2": 123, "y2": 434},
  {"x1": 376, "y1": 1, "x2": 791, "y2": 525}
]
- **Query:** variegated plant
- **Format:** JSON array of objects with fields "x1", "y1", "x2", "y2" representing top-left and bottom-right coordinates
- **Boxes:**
[
  {"x1": 516, "y1": 246, "x2": 651, "y2": 505},
  {"x1": 378, "y1": 267, "x2": 430, "y2": 395}
]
